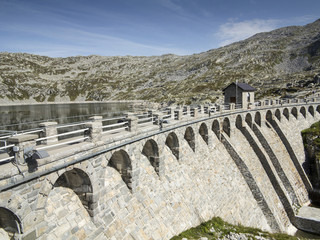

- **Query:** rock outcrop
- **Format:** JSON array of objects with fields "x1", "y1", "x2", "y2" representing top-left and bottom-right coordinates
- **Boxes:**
[{"x1": 0, "y1": 19, "x2": 320, "y2": 104}]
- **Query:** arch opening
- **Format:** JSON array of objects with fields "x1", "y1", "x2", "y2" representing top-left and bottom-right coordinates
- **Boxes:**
[
  {"x1": 212, "y1": 120, "x2": 220, "y2": 139},
  {"x1": 283, "y1": 108, "x2": 289, "y2": 120},
  {"x1": 0, "y1": 207, "x2": 22, "y2": 236},
  {"x1": 291, "y1": 107, "x2": 298, "y2": 119},
  {"x1": 142, "y1": 139, "x2": 160, "y2": 175},
  {"x1": 317, "y1": 105, "x2": 320, "y2": 114},
  {"x1": 308, "y1": 106, "x2": 314, "y2": 117},
  {"x1": 275, "y1": 109, "x2": 281, "y2": 121},
  {"x1": 300, "y1": 107, "x2": 306, "y2": 118},
  {"x1": 184, "y1": 127, "x2": 195, "y2": 152},
  {"x1": 266, "y1": 110, "x2": 273, "y2": 122},
  {"x1": 236, "y1": 115, "x2": 242, "y2": 129},
  {"x1": 223, "y1": 118, "x2": 231, "y2": 137},
  {"x1": 166, "y1": 132, "x2": 179, "y2": 160},
  {"x1": 199, "y1": 123, "x2": 209, "y2": 145},
  {"x1": 245, "y1": 113, "x2": 252, "y2": 128},
  {"x1": 255, "y1": 112, "x2": 261, "y2": 127},
  {"x1": 54, "y1": 168, "x2": 93, "y2": 215},
  {"x1": 108, "y1": 150, "x2": 133, "y2": 191}
]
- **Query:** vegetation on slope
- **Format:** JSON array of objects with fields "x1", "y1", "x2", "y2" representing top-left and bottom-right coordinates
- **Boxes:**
[
  {"x1": 170, "y1": 217, "x2": 303, "y2": 240},
  {"x1": 0, "y1": 19, "x2": 320, "y2": 104},
  {"x1": 301, "y1": 121, "x2": 320, "y2": 206}
]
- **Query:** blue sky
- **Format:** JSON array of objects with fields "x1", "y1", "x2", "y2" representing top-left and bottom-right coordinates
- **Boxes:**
[{"x1": 0, "y1": 0, "x2": 319, "y2": 57}]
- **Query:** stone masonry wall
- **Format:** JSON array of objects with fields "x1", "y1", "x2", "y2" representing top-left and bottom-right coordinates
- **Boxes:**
[{"x1": 0, "y1": 105, "x2": 319, "y2": 239}]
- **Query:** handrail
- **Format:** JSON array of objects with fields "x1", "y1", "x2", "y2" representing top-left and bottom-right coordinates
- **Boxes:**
[
  {"x1": 36, "y1": 128, "x2": 89, "y2": 142},
  {"x1": 36, "y1": 137, "x2": 89, "y2": 150},
  {"x1": 102, "y1": 122, "x2": 127, "y2": 129},
  {"x1": 0, "y1": 144, "x2": 14, "y2": 151}
]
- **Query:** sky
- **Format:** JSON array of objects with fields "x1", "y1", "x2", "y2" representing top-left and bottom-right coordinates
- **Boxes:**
[{"x1": 0, "y1": 0, "x2": 319, "y2": 57}]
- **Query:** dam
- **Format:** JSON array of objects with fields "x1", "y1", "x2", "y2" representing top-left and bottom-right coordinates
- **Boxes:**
[{"x1": 0, "y1": 99, "x2": 320, "y2": 239}]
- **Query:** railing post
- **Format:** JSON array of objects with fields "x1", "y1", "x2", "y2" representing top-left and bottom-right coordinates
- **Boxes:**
[
  {"x1": 85, "y1": 116, "x2": 103, "y2": 141},
  {"x1": 167, "y1": 107, "x2": 174, "y2": 120},
  {"x1": 126, "y1": 113, "x2": 138, "y2": 132},
  {"x1": 39, "y1": 122, "x2": 58, "y2": 144},
  {"x1": 191, "y1": 107, "x2": 198, "y2": 117},
  {"x1": 230, "y1": 103, "x2": 235, "y2": 110},
  {"x1": 175, "y1": 108, "x2": 183, "y2": 120},
  {"x1": 199, "y1": 105, "x2": 204, "y2": 115},
  {"x1": 7, "y1": 134, "x2": 39, "y2": 164},
  {"x1": 153, "y1": 112, "x2": 164, "y2": 130}
]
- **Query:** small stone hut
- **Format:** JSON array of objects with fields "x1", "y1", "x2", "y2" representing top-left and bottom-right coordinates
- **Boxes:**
[{"x1": 223, "y1": 82, "x2": 256, "y2": 109}]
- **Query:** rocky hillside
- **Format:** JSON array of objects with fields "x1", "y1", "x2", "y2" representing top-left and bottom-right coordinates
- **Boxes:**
[{"x1": 1, "y1": 19, "x2": 320, "y2": 104}]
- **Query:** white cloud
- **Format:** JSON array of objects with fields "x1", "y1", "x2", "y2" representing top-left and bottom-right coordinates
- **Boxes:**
[{"x1": 216, "y1": 19, "x2": 279, "y2": 46}]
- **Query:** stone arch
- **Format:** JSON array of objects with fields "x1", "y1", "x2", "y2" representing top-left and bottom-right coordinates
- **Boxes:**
[
  {"x1": 291, "y1": 107, "x2": 298, "y2": 119},
  {"x1": 235, "y1": 115, "x2": 243, "y2": 129},
  {"x1": 54, "y1": 168, "x2": 94, "y2": 216},
  {"x1": 0, "y1": 207, "x2": 22, "y2": 236},
  {"x1": 254, "y1": 112, "x2": 261, "y2": 127},
  {"x1": 165, "y1": 132, "x2": 179, "y2": 160},
  {"x1": 275, "y1": 109, "x2": 281, "y2": 121},
  {"x1": 266, "y1": 110, "x2": 273, "y2": 122},
  {"x1": 108, "y1": 150, "x2": 133, "y2": 191},
  {"x1": 222, "y1": 117, "x2": 231, "y2": 137},
  {"x1": 308, "y1": 106, "x2": 314, "y2": 117},
  {"x1": 142, "y1": 139, "x2": 160, "y2": 175},
  {"x1": 184, "y1": 127, "x2": 195, "y2": 152},
  {"x1": 199, "y1": 123, "x2": 209, "y2": 145},
  {"x1": 283, "y1": 108, "x2": 289, "y2": 120},
  {"x1": 300, "y1": 106, "x2": 306, "y2": 118},
  {"x1": 245, "y1": 113, "x2": 252, "y2": 128},
  {"x1": 212, "y1": 120, "x2": 220, "y2": 139}
]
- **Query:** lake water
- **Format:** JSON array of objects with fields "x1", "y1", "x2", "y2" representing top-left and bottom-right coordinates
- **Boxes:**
[{"x1": 0, "y1": 102, "x2": 134, "y2": 132}]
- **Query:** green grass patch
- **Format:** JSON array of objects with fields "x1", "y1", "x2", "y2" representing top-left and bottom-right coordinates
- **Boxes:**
[{"x1": 171, "y1": 217, "x2": 302, "y2": 240}]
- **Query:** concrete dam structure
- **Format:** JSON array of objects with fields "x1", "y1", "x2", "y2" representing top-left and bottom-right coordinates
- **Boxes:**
[{"x1": 0, "y1": 100, "x2": 320, "y2": 239}]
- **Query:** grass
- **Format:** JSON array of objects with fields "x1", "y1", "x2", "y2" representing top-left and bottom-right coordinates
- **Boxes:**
[{"x1": 170, "y1": 217, "x2": 302, "y2": 240}]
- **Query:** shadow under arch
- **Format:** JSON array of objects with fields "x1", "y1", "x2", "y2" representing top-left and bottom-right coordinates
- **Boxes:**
[
  {"x1": 184, "y1": 127, "x2": 195, "y2": 152},
  {"x1": 222, "y1": 117, "x2": 231, "y2": 137},
  {"x1": 300, "y1": 106, "x2": 306, "y2": 118},
  {"x1": 54, "y1": 168, "x2": 94, "y2": 216},
  {"x1": 236, "y1": 115, "x2": 243, "y2": 129},
  {"x1": 199, "y1": 123, "x2": 209, "y2": 145},
  {"x1": 254, "y1": 112, "x2": 261, "y2": 127},
  {"x1": 212, "y1": 120, "x2": 220, "y2": 139},
  {"x1": 142, "y1": 139, "x2": 160, "y2": 175},
  {"x1": 166, "y1": 132, "x2": 179, "y2": 160},
  {"x1": 308, "y1": 105, "x2": 314, "y2": 117},
  {"x1": 108, "y1": 150, "x2": 133, "y2": 191},
  {"x1": 275, "y1": 109, "x2": 281, "y2": 121},
  {"x1": 283, "y1": 108, "x2": 289, "y2": 120},
  {"x1": 0, "y1": 207, "x2": 23, "y2": 235},
  {"x1": 266, "y1": 110, "x2": 273, "y2": 122},
  {"x1": 317, "y1": 105, "x2": 320, "y2": 114},
  {"x1": 291, "y1": 107, "x2": 298, "y2": 119},
  {"x1": 245, "y1": 113, "x2": 253, "y2": 128}
]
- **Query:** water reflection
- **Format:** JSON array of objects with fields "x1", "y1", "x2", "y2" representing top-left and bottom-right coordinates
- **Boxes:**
[{"x1": 0, "y1": 102, "x2": 133, "y2": 132}]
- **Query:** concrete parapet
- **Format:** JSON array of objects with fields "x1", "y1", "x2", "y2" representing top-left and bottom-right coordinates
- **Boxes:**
[
  {"x1": 174, "y1": 108, "x2": 183, "y2": 120},
  {"x1": 126, "y1": 113, "x2": 138, "y2": 132},
  {"x1": 8, "y1": 134, "x2": 38, "y2": 164},
  {"x1": 86, "y1": 116, "x2": 103, "y2": 141},
  {"x1": 191, "y1": 107, "x2": 198, "y2": 117},
  {"x1": 39, "y1": 122, "x2": 58, "y2": 144}
]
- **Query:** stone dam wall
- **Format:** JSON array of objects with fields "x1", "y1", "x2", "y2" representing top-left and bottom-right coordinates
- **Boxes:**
[{"x1": 0, "y1": 104, "x2": 319, "y2": 239}]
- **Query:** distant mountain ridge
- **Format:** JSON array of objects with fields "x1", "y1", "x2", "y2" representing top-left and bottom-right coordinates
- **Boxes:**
[{"x1": 1, "y1": 19, "x2": 320, "y2": 104}]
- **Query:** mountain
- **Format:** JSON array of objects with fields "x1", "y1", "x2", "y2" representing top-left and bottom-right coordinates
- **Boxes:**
[{"x1": 1, "y1": 19, "x2": 320, "y2": 104}]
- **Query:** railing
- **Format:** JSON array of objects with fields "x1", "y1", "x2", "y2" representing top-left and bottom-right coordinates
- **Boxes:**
[
  {"x1": 102, "y1": 116, "x2": 128, "y2": 134},
  {"x1": 1, "y1": 97, "x2": 320, "y2": 165}
]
